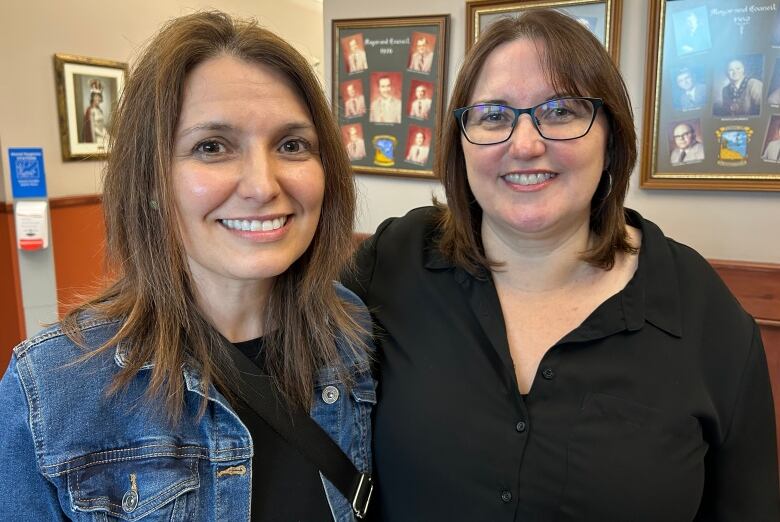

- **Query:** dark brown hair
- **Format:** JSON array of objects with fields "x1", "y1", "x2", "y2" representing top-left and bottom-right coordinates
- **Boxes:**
[
  {"x1": 435, "y1": 9, "x2": 637, "y2": 274},
  {"x1": 62, "y1": 11, "x2": 363, "y2": 421}
]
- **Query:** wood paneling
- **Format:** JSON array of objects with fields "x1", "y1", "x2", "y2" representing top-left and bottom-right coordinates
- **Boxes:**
[
  {"x1": 710, "y1": 259, "x2": 780, "y2": 463},
  {"x1": 49, "y1": 195, "x2": 107, "y2": 316},
  {"x1": 0, "y1": 207, "x2": 24, "y2": 373}
]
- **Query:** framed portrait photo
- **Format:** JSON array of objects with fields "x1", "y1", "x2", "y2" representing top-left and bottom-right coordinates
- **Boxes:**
[
  {"x1": 640, "y1": 0, "x2": 780, "y2": 191},
  {"x1": 332, "y1": 15, "x2": 449, "y2": 178},
  {"x1": 54, "y1": 53, "x2": 127, "y2": 161},
  {"x1": 466, "y1": 0, "x2": 623, "y2": 62}
]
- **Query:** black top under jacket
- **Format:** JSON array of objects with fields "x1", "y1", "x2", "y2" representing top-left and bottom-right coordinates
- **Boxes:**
[
  {"x1": 344, "y1": 206, "x2": 779, "y2": 522},
  {"x1": 232, "y1": 338, "x2": 332, "y2": 522}
]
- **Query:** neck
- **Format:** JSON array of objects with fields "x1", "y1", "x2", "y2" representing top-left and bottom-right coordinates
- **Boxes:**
[
  {"x1": 484, "y1": 215, "x2": 599, "y2": 293},
  {"x1": 190, "y1": 268, "x2": 273, "y2": 343}
]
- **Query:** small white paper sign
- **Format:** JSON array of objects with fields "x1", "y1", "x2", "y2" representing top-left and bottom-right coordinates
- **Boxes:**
[{"x1": 15, "y1": 200, "x2": 49, "y2": 250}]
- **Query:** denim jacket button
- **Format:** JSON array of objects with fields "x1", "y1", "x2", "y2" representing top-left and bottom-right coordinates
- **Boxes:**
[
  {"x1": 122, "y1": 489, "x2": 139, "y2": 513},
  {"x1": 322, "y1": 385, "x2": 340, "y2": 404}
]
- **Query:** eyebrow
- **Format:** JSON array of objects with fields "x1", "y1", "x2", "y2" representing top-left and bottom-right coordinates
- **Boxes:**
[
  {"x1": 177, "y1": 120, "x2": 316, "y2": 137},
  {"x1": 470, "y1": 94, "x2": 571, "y2": 107}
]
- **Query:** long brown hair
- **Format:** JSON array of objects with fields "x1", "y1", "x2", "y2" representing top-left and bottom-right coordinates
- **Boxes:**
[
  {"x1": 435, "y1": 10, "x2": 637, "y2": 275},
  {"x1": 62, "y1": 11, "x2": 363, "y2": 421}
]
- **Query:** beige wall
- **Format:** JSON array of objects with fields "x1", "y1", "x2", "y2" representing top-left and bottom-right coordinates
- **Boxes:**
[
  {"x1": 324, "y1": 0, "x2": 780, "y2": 263},
  {"x1": 0, "y1": 0, "x2": 324, "y2": 200}
]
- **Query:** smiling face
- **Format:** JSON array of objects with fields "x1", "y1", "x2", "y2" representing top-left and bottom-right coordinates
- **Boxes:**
[
  {"x1": 727, "y1": 60, "x2": 745, "y2": 83},
  {"x1": 415, "y1": 85, "x2": 427, "y2": 99},
  {"x1": 414, "y1": 132, "x2": 425, "y2": 146},
  {"x1": 461, "y1": 38, "x2": 608, "y2": 240},
  {"x1": 378, "y1": 77, "x2": 393, "y2": 99},
  {"x1": 673, "y1": 124, "x2": 694, "y2": 149},
  {"x1": 676, "y1": 71, "x2": 693, "y2": 91},
  {"x1": 172, "y1": 55, "x2": 324, "y2": 293}
]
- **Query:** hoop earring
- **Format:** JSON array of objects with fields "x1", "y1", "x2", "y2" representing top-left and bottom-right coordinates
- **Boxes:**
[{"x1": 603, "y1": 171, "x2": 613, "y2": 199}]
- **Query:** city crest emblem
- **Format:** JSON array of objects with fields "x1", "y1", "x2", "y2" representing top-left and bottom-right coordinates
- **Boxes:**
[
  {"x1": 715, "y1": 126, "x2": 753, "y2": 167},
  {"x1": 372, "y1": 135, "x2": 397, "y2": 167}
]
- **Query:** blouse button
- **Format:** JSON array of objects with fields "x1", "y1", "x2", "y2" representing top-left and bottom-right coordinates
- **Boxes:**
[
  {"x1": 515, "y1": 421, "x2": 527, "y2": 433},
  {"x1": 500, "y1": 490, "x2": 512, "y2": 503},
  {"x1": 322, "y1": 385, "x2": 340, "y2": 404},
  {"x1": 541, "y1": 367, "x2": 555, "y2": 380}
]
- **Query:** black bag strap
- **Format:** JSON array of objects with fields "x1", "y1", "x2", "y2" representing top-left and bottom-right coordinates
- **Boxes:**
[{"x1": 224, "y1": 343, "x2": 373, "y2": 519}]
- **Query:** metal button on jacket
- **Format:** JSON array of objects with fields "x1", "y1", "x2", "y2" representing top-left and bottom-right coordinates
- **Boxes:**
[
  {"x1": 515, "y1": 421, "x2": 527, "y2": 433},
  {"x1": 322, "y1": 385, "x2": 340, "y2": 404},
  {"x1": 122, "y1": 473, "x2": 139, "y2": 513},
  {"x1": 122, "y1": 489, "x2": 139, "y2": 513},
  {"x1": 541, "y1": 367, "x2": 555, "y2": 380},
  {"x1": 500, "y1": 490, "x2": 512, "y2": 503}
]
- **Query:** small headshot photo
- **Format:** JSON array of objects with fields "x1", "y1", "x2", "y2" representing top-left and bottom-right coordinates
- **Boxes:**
[
  {"x1": 713, "y1": 55, "x2": 764, "y2": 117},
  {"x1": 404, "y1": 126, "x2": 431, "y2": 165},
  {"x1": 761, "y1": 115, "x2": 780, "y2": 162},
  {"x1": 407, "y1": 32, "x2": 436, "y2": 74},
  {"x1": 407, "y1": 80, "x2": 434, "y2": 120},
  {"x1": 341, "y1": 34, "x2": 368, "y2": 74},
  {"x1": 341, "y1": 123, "x2": 366, "y2": 161},
  {"x1": 340, "y1": 79, "x2": 366, "y2": 118},
  {"x1": 672, "y1": 6, "x2": 712, "y2": 56},
  {"x1": 767, "y1": 57, "x2": 780, "y2": 106},
  {"x1": 672, "y1": 66, "x2": 708, "y2": 112},
  {"x1": 369, "y1": 72, "x2": 403, "y2": 124},
  {"x1": 668, "y1": 120, "x2": 705, "y2": 166}
]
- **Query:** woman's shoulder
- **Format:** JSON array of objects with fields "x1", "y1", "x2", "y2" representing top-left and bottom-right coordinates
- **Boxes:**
[
  {"x1": 13, "y1": 314, "x2": 122, "y2": 366},
  {"x1": 633, "y1": 210, "x2": 753, "y2": 330},
  {"x1": 372, "y1": 205, "x2": 440, "y2": 242}
]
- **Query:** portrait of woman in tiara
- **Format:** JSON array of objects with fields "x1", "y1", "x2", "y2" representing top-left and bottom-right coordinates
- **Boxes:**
[{"x1": 81, "y1": 78, "x2": 109, "y2": 145}]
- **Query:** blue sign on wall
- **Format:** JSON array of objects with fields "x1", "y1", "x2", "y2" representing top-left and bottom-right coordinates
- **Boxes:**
[{"x1": 9, "y1": 148, "x2": 48, "y2": 199}]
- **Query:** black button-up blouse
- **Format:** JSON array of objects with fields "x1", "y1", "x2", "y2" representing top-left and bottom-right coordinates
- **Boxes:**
[{"x1": 345, "y1": 206, "x2": 779, "y2": 522}]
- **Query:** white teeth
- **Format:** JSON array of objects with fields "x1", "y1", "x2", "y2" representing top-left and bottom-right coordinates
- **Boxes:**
[
  {"x1": 221, "y1": 216, "x2": 287, "y2": 232},
  {"x1": 504, "y1": 172, "x2": 555, "y2": 185}
]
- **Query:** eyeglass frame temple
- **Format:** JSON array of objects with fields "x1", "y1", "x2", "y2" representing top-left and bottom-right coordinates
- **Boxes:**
[{"x1": 453, "y1": 97, "x2": 604, "y2": 145}]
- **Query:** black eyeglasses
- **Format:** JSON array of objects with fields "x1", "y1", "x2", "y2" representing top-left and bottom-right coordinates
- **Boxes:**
[{"x1": 453, "y1": 97, "x2": 603, "y2": 145}]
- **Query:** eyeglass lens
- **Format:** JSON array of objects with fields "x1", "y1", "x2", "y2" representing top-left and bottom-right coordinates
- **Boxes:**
[{"x1": 461, "y1": 98, "x2": 596, "y2": 144}]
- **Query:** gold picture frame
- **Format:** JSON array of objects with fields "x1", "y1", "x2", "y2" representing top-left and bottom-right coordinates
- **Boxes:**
[
  {"x1": 639, "y1": 0, "x2": 780, "y2": 191},
  {"x1": 466, "y1": 0, "x2": 622, "y2": 63},
  {"x1": 54, "y1": 53, "x2": 128, "y2": 161}
]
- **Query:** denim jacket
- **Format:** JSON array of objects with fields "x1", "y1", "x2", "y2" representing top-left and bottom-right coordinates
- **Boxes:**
[{"x1": 0, "y1": 284, "x2": 375, "y2": 521}]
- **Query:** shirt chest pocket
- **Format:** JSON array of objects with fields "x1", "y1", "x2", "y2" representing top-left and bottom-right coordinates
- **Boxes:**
[
  {"x1": 66, "y1": 454, "x2": 200, "y2": 521},
  {"x1": 560, "y1": 393, "x2": 707, "y2": 522}
]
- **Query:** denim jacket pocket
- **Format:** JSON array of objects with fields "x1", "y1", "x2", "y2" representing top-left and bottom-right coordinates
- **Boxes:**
[{"x1": 66, "y1": 453, "x2": 200, "y2": 521}]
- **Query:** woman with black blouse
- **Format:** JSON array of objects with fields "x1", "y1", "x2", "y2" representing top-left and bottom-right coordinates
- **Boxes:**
[{"x1": 346, "y1": 10, "x2": 779, "y2": 521}]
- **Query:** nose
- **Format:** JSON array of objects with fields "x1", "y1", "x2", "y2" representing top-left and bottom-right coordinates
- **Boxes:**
[
  {"x1": 237, "y1": 145, "x2": 281, "y2": 203},
  {"x1": 506, "y1": 113, "x2": 545, "y2": 159}
]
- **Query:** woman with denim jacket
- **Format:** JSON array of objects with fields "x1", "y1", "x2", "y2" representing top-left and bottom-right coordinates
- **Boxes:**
[{"x1": 0, "y1": 11, "x2": 374, "y2": 521}]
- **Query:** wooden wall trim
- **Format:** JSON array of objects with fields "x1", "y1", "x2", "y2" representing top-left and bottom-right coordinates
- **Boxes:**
[
  {"x1": 709, "y1": 259, "x2": 780, "y2": 323},
  {"x1": 49, "y1": 194, "x2": 102, "y2": 209},
  {"x1": 2, "y1": 194, "x2": 102, "y2": 213}
]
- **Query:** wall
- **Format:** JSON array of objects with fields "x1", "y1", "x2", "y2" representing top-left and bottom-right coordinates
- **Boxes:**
[
  {"x1": 1, "y1": 0, "x2": 325, "y2": 200},
  {"x1": 324, "y1": 0, "x2": 780, "y2": 264}
]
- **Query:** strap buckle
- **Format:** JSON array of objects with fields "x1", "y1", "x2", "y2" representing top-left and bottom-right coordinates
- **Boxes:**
[{"x1": 351, "y1": 473, "x2": 373, "y2": 519}]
